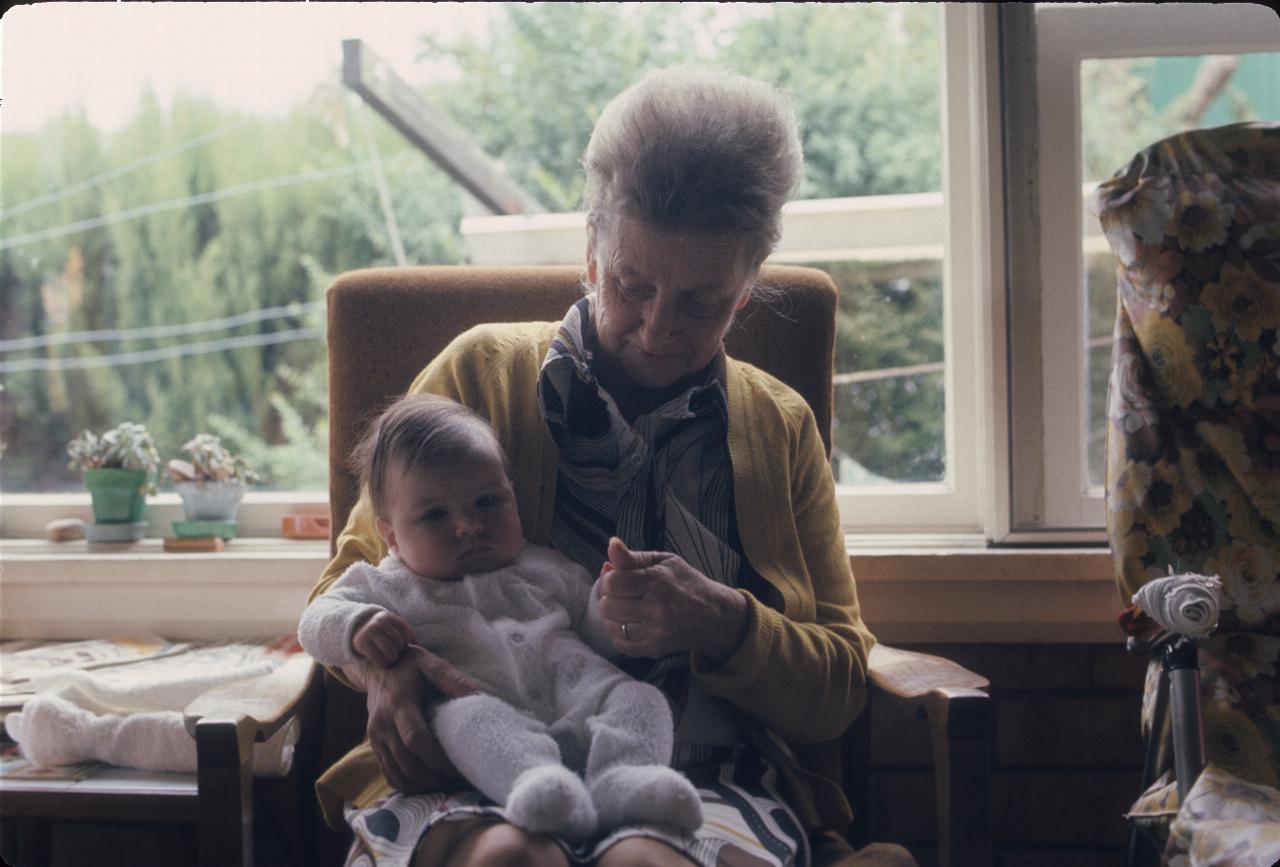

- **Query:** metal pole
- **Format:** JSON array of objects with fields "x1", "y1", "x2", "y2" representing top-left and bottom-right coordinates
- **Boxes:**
[{"x1": 1163, "y1": 637, "x2": 1206, "y2": 804}]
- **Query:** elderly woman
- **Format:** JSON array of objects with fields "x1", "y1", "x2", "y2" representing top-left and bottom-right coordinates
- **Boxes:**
[{"x1": 312, "y1": 66, "x2": 885, "y2": 867}]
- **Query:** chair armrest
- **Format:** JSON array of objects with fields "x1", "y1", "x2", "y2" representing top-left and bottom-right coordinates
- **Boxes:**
[
  {"x1": 183, "y1": 654, "x2": 318, "y2": 743},
  {"x1": 867, "y1": 644, "x2": 989, "y2": 698},
  {"x1": 868, "y1": 644, "x2": 992, "y2": 867}
]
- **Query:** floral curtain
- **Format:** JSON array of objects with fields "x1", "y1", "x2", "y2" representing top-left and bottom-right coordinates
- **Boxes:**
[{"x1": 1098, "y1": 121, "x2": 1280, "y2": 794}]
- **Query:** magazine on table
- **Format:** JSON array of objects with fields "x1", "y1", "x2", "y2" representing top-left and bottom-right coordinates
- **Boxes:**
[
  {"x1": 0, "y1": 635, "x2": 300, "y2": 709},
  {"x1": 0, "y1": 636, "x2": 191, "y2": 707}
]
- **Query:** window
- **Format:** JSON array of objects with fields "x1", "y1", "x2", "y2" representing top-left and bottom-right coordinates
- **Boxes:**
[
  {"x1": 2, "y1": 2, "x2": 993, "y2": 537},
  {"x1": 9, "y1": 3, "x2": 1271, "y2": 543},
  {"x1": 1003, "y1": 2, "x2": 1280, "y2": 540}
]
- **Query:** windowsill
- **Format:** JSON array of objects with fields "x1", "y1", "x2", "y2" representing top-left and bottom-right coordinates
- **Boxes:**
[
  {"x1": 847, "y1": 543, "x2": 1118, "y2": 644},
  {"x1": 1, "y1": 537, "x2": 328, "y2": 642},
  {"x1": 0, "y1": 535, "x2": 329, "y2": 562},
  {"x1": 0, "y1": 536, "x2": 1119, "y2": 645},
  {"x1": 0, "y1": 492, "x2": 329, "y2": 539}
]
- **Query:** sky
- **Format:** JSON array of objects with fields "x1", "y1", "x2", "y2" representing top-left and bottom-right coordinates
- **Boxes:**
[{"x1": 0, "y1": 1, "x2": 498, "y2": 133}]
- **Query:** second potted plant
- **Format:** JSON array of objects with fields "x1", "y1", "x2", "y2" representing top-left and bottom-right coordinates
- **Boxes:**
[{"x1": 168, "y1": 434, "x2": 260, "y2": 523}]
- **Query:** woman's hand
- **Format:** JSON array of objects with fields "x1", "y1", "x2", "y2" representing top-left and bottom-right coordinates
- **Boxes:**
[
  {"x1": 350, "y1": 645, "x2": 483, "y2": 793},
  {"x1": 596, "y1": 536, "x2": 749, "y2": 665}
]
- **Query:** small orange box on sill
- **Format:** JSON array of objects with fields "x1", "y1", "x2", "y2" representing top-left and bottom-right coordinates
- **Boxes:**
[
  {"x1": 164, "y1": 536, "x2": 225, "y2": 552},
  {"x1": 282, "y1": 513, "x2": 330, "y2": 540}
]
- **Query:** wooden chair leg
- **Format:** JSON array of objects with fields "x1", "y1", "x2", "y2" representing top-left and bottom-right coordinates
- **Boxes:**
[
  {"x1": 257, "y1": 776, "x2": 307, "y2": 866},
  {"x1": 925, "y1": 689, "x2": 992, "y2": 867},
  {"x1": 195, "y1": 716, "x2": 255, "y2": 867}
]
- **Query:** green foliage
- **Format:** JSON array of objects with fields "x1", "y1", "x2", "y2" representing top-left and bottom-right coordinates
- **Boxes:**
[
  {"x1": 0, "y1": 91, "x2": 434, "y2": 491},
  {"x1": 823, "y1": 260, "x2": 945, "y2": 483},
  {"x1": 720, "y1": 4, "x2": 942, "y2": 198},
  {"x1": 1081, "y1": 58, "x2": 1166, "y2": 184},
  {"x1": 2, "y1": 4, "x2": 1232, "y2": 493},
  {"x1": 417, "y1": 3, "x2": 712, "y2": 212},
  {"x1": 205, "y1": 363, "x2": 329, "y2": 492}
]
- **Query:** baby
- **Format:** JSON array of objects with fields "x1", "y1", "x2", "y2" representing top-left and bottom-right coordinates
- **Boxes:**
[{"x1": 298, "y1": 394, "x2": 701, "y2": 840}]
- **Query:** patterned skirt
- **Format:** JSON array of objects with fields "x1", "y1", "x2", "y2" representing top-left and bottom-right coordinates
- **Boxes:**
[{"x1": 342, "y1": 745, "x2": 809, "y2": 867}]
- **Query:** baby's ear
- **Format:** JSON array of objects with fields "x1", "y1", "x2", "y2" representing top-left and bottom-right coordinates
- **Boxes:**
[{"x1": 374, "y1": 515, "x2": 396, "y2": 551}]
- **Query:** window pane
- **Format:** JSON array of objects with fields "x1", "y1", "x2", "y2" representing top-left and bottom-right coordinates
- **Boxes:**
[
  {"x1": 1080, "y1": 52, "x2": 1280, "y2": 488},
  {"x1": 774, "y1": 4, "x2": 945, "y2": 489},
  {"x1": 825, "y1": 259, "x2": 945, "y2": 485}
]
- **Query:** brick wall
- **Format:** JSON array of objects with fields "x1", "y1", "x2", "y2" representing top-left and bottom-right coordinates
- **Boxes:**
[{"x1": 868, "y1": 644, "x2": 1148, "y2": 867}]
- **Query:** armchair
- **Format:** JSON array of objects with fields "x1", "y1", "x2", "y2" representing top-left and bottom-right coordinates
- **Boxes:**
[
  {"x1": 320, "y1": 264, "x2": 993, "y2": 866},
  {"x1": 1095, "y1": 122, "x2": 1280, "y2": 862}
]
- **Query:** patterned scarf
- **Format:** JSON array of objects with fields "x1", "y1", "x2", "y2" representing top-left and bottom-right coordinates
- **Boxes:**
[{"x1": 537, "y1": 296, "x2": 743, "y2": 763}]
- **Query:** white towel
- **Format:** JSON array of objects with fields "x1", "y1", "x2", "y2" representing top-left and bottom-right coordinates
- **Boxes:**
[{"x1": 4, "y1": 661, "x2": 298, "y2": 776}]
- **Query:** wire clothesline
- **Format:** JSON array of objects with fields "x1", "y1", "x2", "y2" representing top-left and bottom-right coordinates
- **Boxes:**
[
  {"x1": 0, "y1": 327, "x2": 324, "y2": 374},
  {"x1": 0, "y1": 150, "x2": 415, "y2": 252},
  {"x1": 1, "y1": 119, "x2": 251, "y2": 219},
  {"x1": 1, "y1": 164, "x2": 360, "y2": 252},
  {"x1": 0, "y1": 300, "x2": 325, "y2": 353}
]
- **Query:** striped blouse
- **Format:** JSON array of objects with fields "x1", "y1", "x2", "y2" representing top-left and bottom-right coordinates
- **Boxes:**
[{"x1": 537, "y1": 297, "x2": 744, "y2": 766}]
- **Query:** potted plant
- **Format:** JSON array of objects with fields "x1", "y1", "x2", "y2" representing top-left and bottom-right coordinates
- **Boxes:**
[
  {"x1": 66, "y1": 422, "x2": 161, "y2": 541},
  {"x1": 167, "y1": 434, "x2": 260, "y2": 522}
]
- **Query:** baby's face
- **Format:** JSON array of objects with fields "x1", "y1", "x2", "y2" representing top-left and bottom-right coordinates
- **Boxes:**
[{"x1": 375, "y1": 441, "x2": 524, "y2": 581}]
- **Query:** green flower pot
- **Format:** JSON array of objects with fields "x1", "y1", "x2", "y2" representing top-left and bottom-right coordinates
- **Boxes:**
[{"x1": 83, "y1": 468, "x2": 149, "y2": 524}]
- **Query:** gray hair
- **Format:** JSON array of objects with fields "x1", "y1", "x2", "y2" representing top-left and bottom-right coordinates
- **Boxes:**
[{"x1": 582, "y1": 65, "x2": 803, "y2": 272}]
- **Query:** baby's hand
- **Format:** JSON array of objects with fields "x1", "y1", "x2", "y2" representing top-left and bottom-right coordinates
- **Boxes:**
[{"x1": 353, "y1": 611, "x2": 415, "y2": 667}]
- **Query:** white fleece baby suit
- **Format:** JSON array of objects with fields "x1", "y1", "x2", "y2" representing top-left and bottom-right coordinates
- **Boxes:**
[{"x1": 297, "y1": 544, "x2": 701, "y2": 840}]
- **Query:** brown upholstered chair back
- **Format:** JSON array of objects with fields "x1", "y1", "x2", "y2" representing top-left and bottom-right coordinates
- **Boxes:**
[{"x1": 326, "y1": 264, "x2": 838, "y2": 552}]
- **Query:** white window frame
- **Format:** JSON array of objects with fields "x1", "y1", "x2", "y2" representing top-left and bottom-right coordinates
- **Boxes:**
[
  {"x1": 830, "y1": 3, "x2": 995, "y2": 535},
  {"x1": 1004, "y1": 2, "x2": 1280, "y2": 540}
]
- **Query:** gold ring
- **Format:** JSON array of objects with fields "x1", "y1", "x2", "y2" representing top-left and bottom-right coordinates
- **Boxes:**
[{"x1": 622, "y1": 622, "x2": 630, "y2": 640}]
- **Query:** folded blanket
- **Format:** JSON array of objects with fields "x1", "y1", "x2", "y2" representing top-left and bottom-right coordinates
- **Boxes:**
[{"x1": 4, "y1": 660, "x2": 298, "y2": 776}]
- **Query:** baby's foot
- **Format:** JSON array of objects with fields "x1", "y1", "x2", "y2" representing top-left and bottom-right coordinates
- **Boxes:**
[
  {"x1": 589, "y1": 765, "x2": 704, "y2": 832},
  {"x1": 505, "y1": 764, "x2": 598, "y2": 841}
]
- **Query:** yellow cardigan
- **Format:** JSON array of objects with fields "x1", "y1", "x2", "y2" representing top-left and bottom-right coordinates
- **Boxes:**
[{"x1": 313, "y1": 322, "x2": 876, "y2": 833}]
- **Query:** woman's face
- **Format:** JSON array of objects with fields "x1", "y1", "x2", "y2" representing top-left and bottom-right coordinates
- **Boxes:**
[{"x1": 588, "y1": 216, "x2": 756, "y2": 390}]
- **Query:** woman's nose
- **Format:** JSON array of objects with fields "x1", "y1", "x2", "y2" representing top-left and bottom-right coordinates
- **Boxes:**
[{"x1": 640, "y1": 296, "x2": 681, "y2": 347}]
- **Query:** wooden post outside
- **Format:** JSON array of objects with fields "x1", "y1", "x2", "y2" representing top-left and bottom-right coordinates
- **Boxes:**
[{"x1": 342, "y1": 39, "x2": 546, "y2": 217}]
